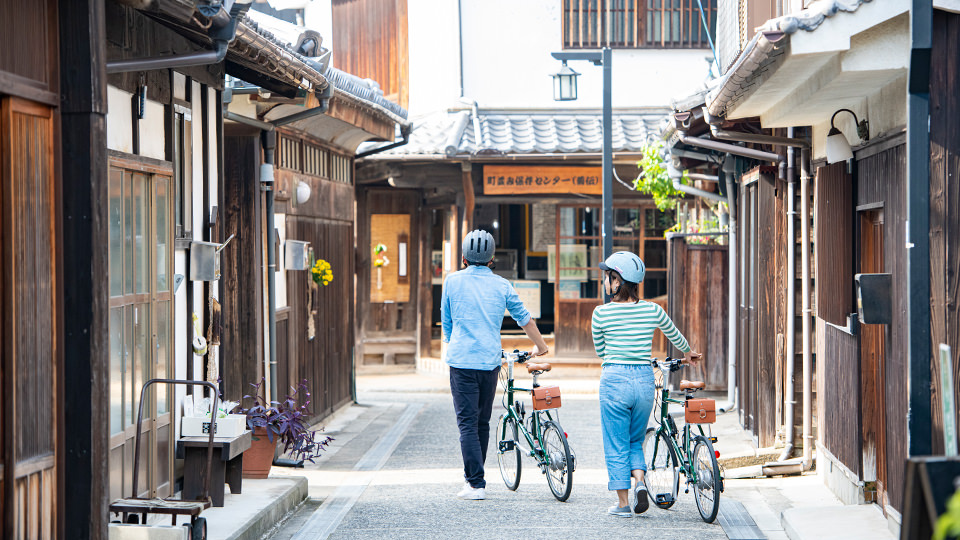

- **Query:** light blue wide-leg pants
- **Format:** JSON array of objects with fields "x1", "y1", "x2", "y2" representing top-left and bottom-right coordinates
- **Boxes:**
[{"x1": 599, "y1": 363, "x2": 656, "y2": 491}]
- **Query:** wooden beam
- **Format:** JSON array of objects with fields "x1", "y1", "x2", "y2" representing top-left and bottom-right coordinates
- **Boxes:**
[{"x1": 59, "y1": 0, "x2": 109, "y2": 538}]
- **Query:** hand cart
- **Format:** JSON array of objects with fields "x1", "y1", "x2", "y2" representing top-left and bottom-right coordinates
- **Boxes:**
[{"x1": 109, "y1": 379, "x2": 220, "y2": 540}]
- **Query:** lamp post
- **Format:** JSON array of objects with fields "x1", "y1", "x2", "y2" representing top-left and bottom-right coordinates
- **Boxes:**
[{"x1": 551, "y1": 48, "x2": 613, "y2": 269}]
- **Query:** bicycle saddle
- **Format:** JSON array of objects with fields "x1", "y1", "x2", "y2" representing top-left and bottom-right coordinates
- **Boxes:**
[
  {"x1": 526, "y1": 362, "x2": 552, "y2": 373},
  {"x1": 679, "y1": 379, "x2": 705, "y2": 390}
]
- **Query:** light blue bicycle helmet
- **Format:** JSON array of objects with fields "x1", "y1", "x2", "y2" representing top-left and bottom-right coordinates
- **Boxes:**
[
  {"x1": 462, "y1": 229, "x2": 495, "y2": 264},
  {"x1": 599, "y1": 251, "x2": 646, "y2": 283}
]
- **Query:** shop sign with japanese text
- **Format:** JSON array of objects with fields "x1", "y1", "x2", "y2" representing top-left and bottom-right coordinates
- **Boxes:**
[{"x1": 483, "y1": 165, "x2": 602, "y2": 195}]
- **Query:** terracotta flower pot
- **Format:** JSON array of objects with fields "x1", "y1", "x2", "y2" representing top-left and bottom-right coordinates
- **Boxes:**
[{"x1": 243, "y1": 427, "x2": 278, "y2": 479}]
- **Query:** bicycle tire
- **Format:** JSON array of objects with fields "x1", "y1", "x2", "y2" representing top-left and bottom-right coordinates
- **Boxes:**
[
  {"x1": 692, "y1": 435, "x2": 722, "y2": 523},
  {"x1": 542, "y1": 421, "x2": 573, "y2": 502},
  {"x1": 497, "y1": 414, "x2": 522, "y2": 490},
  {"x1": 642, "y1": 427, "x2": 679, "y2": 509}
]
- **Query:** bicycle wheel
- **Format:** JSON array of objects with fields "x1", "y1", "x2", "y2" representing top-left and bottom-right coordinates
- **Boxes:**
[
  {"x1": 642, "y1": 427, "x2": 679, "y2": 509},
  {"x1": 692, "y1": 435, "x2": 722, "y2": 523},
  {"x1": 542, "y1": 421, "x2": 573, "y2": 502},
  {"x1": 497, "y1": 414, "x2": 522, "y2": 490}
]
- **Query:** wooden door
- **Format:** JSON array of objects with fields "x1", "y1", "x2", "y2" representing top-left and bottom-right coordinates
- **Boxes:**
[
  {"x1": 1, "y1": 96, "x2": 58, "y2": 539},
  {"x1": 859, "y1": 209, "x2": 886, "y2": 506},
  {"x1": 107, "y1": 162, "x2": 173, "y2": 502}
]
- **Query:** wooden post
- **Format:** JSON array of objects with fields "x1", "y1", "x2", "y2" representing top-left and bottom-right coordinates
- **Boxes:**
[
  {"x1": 59, "y1": 0, "x2": 109, "y2": 537},
  {"x1": 461, "y1": 162, "x2": 475, "y2": 236}
]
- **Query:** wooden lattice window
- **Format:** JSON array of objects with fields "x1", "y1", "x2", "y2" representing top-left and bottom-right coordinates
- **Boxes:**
[
  {"x1": 303, "y1": 142, "x2": 328, "y2": 177},
  {"x1": 563, "y1": 0, "x2": 717, "y2": 49},
  {"x1": 278, "y1": 134, "x2": 302, "y2": 172},
  {"x1": 331, "y1": 153, "x2": 352, "y2": 184}
]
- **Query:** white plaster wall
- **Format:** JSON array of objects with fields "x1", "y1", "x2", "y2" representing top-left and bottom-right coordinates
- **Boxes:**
[
  {"x1": 455, "y1": 0, "x2": 711, "y2": 111},
  {"x1": 107, "y1": 86, "x2": 133, "y2": 154},
  {"x1": 809, "y1": 74, "x2": 906, "y2": 161},
  {"x1": 141, "y1": 100, "x2": 166, "y2": 160}
]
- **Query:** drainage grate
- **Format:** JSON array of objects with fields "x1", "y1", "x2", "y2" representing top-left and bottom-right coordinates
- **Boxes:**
[{"x1": 717, "y1": 498, "x2": 767, "y2": 540}]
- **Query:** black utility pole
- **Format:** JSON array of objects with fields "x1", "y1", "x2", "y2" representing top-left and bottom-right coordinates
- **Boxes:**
[
  {"x1": 550, "y1": 48, "x2": 614, "y2": 271},
  {"x1": 906, "y1": 0, "x2": 932, "y2": 457}
]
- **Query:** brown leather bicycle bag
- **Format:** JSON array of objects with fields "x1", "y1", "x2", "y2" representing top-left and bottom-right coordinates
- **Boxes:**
[
  {"x1": 532, "y1": 386, "x2": 562, "y2": 410},
  {"x1": 685, "y1": 398, "x2": 716, "y2": 424}
]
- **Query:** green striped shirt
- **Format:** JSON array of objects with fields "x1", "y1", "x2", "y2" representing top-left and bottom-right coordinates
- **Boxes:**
[{"x1": 591, "y1": 301, "x2": 691, "y2": 366}]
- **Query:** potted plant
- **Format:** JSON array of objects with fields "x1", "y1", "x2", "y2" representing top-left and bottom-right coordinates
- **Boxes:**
[{"x1": 237, "y1": 379, "x2": 334, "y2": 479}]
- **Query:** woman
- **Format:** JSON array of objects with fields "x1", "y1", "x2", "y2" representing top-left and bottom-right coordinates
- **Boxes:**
[{"x1": 591, "y1": 251, "x2": 701, "y2": 518}]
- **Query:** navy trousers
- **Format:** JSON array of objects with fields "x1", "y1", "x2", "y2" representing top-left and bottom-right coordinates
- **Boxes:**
[{"x1": 450, "y1": 365, "x2": 501, "y2": 489}]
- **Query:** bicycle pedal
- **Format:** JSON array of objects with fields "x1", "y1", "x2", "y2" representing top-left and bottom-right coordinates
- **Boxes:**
[
  {"x1": 709, "y1": 437, "x2": 718, "y2": 443},
  {"x1": 498, "y1": 440, "x2": 516, "y2": 452},
  {"x1": 654, "y1": 493, "x2": 675, "y2": 505}
]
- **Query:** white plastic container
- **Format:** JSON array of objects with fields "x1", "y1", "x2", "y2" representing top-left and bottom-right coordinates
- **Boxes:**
[{"x1": 180, "y1": 414, "x2": 247, "y2": 438}]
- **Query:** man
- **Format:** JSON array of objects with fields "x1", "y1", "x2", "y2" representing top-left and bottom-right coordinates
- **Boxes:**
[{"x1": 441, "y1": 229, "x2": 549, "y2": 500}]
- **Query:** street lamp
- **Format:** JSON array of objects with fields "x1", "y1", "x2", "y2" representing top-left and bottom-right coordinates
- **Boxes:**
[
  {"x1": 551, "y1": 48, "x2": 613, "y2": 269},
  {"x1": 552, "y1": 61, "x2": 580, "y2": 101}
]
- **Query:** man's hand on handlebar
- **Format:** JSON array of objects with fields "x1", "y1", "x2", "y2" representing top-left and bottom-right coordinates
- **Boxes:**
[
  {"x1": 683, "y1": 350, "x2": 702, "y2": 365},
  {"x1": 532, "y1": 344, "x2": 549, "y2": 357}
]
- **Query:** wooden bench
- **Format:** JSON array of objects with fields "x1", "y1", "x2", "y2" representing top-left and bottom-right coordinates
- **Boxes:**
[{"x1": 175, "y1": 431, "x2": 252, "y2": 507}]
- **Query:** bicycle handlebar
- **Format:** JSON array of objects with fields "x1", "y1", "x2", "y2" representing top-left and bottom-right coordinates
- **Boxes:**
[
  {"x1": 651, "y1": 357, "x2": 685, "y2": 373},
  {"x1": 503, "y1": 349, "x2": 532, "y2": 363}
]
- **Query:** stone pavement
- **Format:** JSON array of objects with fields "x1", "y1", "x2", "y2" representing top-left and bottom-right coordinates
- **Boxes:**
[{"x1": 261, "y1": 369, "x2": 896, "y2": 540}]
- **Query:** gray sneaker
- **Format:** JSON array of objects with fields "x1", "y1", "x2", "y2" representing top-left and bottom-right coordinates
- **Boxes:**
[
  {"x1": 608, "y1": 505, "x2": 632, "y2": 518},
  {"x1": 633, "y1": 485, "x2": 649, "y2": 514}
]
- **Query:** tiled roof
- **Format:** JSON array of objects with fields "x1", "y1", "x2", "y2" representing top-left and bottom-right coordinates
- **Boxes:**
[
  {"x1": 240, "y1": 9, "x2": 408, "y2": 122},
  {"x1": 370, "y1": 109, "x2": 666, "y2": 158}
]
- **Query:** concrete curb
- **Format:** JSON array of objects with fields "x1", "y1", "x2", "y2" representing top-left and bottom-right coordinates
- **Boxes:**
[{"x1": 224, "y1": 476, "x2": 308, "y2": 540}]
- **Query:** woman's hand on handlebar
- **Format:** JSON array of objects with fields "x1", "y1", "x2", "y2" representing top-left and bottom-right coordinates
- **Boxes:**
[
  {"x1": 683, "y1": 350, "x2": 702, "y2": 365},
  {"x1": 532, "y1": 344, "x2": 549, "y2": 357}
]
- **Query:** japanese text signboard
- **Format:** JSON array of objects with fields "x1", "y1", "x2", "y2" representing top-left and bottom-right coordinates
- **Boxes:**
[{"x1": 483, "y1": 165, "x2": 602, "y2": 195}]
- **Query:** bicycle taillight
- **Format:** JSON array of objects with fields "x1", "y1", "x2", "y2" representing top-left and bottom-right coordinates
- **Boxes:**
[{"x1": 714, "y1": 450, "x2": 720, "y2": 458}]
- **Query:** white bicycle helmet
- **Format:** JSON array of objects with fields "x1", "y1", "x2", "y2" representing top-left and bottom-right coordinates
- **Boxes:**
[
  {"x1": 462, "y1": 229, "x2": 495, "y2": 264},
  {"x1": 599, "y1": 251, "x2": 646, "y2": 283}
]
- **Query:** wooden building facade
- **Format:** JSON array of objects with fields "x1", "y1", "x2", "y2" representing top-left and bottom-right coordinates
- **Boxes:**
[
  {"x1": 663, "y1": 3, "x2": 960, "y2": 530},
  {"x1": 0, "y1": 0, "x2": 111, "y2": 537}
]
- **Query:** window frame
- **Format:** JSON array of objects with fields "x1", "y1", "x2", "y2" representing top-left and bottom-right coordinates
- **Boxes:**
[{"x1": 562, "y1": 0, "x2": 717, "y2": 50}]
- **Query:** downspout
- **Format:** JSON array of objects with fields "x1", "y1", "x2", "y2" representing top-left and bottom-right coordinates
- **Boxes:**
[
  {"x1": 107, "y1": 40, "x2": 229, "y2": 73},
  {"x1": 262, "y1": 131, "x2": 278, "y2": 404},
  {"x1": 801, "y1": 146, "x2": 813, "y2": 471},
  {"x1": 721, "y1": 156, "x2": 737, "y2": 413},
  {"x1": 779, "y1": 127, "x2": 797, "y2": 462},
  {"x1": 355, "y1": 123, "x2": 413, "y2": 158},
  {"x1": 270, "y1": 84, "x2": 333, "y2": 127},
  {"x1": 666, "y1": 161, "x2": 726, "y2": 203},
  {"x1": 678, "y1": 132, "x2": 782, "y2": 163}
]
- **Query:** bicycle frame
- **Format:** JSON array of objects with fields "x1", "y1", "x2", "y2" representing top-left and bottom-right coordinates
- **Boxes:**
[
  {"x1": 653, "y1": 387, "x2": 709, "y2": 483},
  {"x1": 501, "y1": 353, "x2": 558, "y2": 464}
]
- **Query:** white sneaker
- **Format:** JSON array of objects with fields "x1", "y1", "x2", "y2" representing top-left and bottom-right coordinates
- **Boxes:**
[
  {"x1": 456, "y1": 482, "x2": 472, "y2": 497},
  {"x1": 459, "y1": 486, "x2": 486, "y2": 500}
]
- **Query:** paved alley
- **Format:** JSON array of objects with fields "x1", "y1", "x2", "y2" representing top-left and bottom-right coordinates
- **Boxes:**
[{"x1": 268, "y1": 375, "x2": 728, "y2": 540}]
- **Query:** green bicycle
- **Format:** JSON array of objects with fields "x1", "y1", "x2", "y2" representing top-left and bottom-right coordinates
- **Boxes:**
[
  {"x1": 643, "y1": 357, "x2": 724, "y2": 523},
  {"x1": 496, "y1": 349, "x2": 575, "y2": 502}
]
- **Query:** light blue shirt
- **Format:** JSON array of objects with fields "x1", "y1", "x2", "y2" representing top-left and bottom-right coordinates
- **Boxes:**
[{"x1": 441, "y1": 265, "x2": 531, "y2": 370}]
